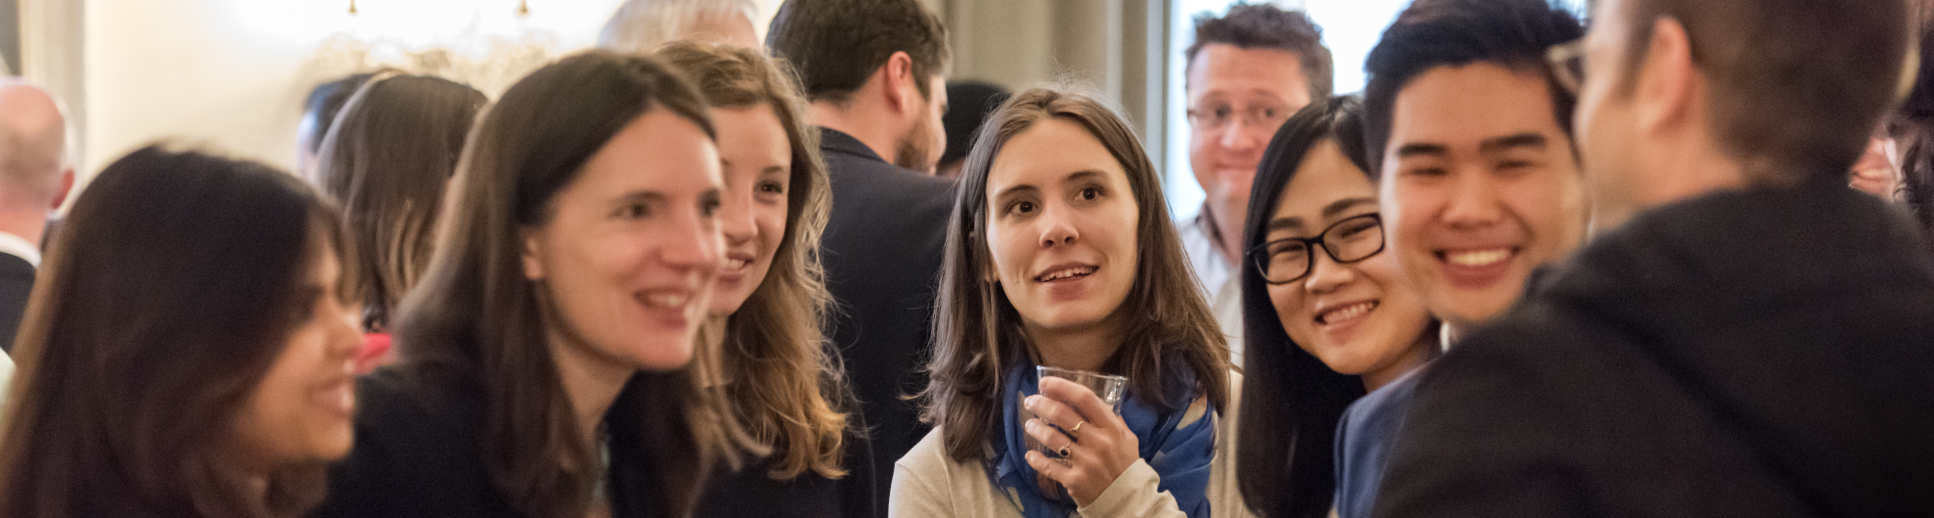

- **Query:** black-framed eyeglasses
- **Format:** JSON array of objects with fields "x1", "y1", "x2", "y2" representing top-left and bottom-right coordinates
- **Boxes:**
[
  {"x1": 1247, "y1": 213, "x2": 1386, "y2": 285},
  {"x1": 1546, "y1": 39, "x2": 1585, "y2": 96}
]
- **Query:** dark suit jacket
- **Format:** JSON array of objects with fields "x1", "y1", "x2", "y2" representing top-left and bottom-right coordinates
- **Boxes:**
[
  {"x1": 816, "y1": 128, "x2": 955, "y2": 517},
  {"x1": 1373, "y1": 182, "x2": 1934, "y2": 517},
  {"x1": 0, "y1": 252, "x2": 32, "y2": 354}
]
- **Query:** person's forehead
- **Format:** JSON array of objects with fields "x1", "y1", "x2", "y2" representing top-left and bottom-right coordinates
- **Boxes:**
[
  {"x1": 1389, "y1": 63, "x2": 1566, "y2": 153},
  {"x1": 1187, "y1": 44, "x2": 1307, "y2": 97}
]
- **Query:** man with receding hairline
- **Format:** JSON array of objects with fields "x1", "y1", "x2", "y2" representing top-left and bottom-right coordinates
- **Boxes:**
[{"x1": 0, "y1": 80, "x2": 74, "y2": 356}]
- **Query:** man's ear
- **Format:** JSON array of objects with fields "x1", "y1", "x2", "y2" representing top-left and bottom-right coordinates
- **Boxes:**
[
  {"x1": 881, "y1": 51, "x2": 918, "y2": 116},
  {"x1": 50, "y1": 167, "x2": 73, "y2": 211},
  {"x1": 1633, "y1": 17, "x2": 1698, "y2": 137}
]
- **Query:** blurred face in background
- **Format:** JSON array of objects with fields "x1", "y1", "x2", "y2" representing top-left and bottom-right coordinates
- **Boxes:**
[{"x1": 1186, "y1": 44, "x2": 1313, "y2": 258}]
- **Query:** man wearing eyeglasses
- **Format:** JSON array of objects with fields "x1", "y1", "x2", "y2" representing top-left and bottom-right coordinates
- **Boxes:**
[
  {"x1": 1374, "y1": 0, "x2": 1934, "y2": 516},
  {"x1": 1178, "y1": 3, "x2": 1331, "y2": 366},
  {"x1": 1328, "y1": 1, "x2": 1588, "y2": 517}
]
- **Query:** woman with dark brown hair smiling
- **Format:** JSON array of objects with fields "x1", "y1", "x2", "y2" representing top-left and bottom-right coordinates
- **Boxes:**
[
  {"x1": 314, "y1": 50, "x2": 735, "y2": 518},
  {"x1": 0, "y1": 146, "x2": 364, "y2": 518},
  {"x1": 891, "y1": 87, "x2": 1250, "y2": 517}
]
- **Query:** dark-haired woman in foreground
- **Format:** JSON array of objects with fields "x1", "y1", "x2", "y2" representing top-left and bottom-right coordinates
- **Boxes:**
[
  {"x1": 314, "y1": 51, "x2": 735, "y2": 518},
  {"x1": 0, "y1": 146, "x2": 364, "y2": 517},
  {"x1": 1233, "y1": 98, "x2": 1436, "y2": 518},
  {"x1": 312, "y1": 72, "x2": 487, "y2": 371},
  {"x1": 891, "y1": 87, "x2": 1250, "y2": 517}
]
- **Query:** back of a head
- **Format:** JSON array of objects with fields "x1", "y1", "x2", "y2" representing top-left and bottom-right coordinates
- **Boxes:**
[
  {"x1": 598, "y1": 0, "x2": 761, "y2": 52},
  {"x1": 315, "y1": 74, "x2": 486, "y2": 331},
  {"x1": 0, "y1": 145, "x2": 342, "y2": 518},
  {"x1": 1361, "y1": 0, "x2": 1582, "y2": 176},
  {"x1": 765, "y1": 0, "x2": 950, "y2": 104},
  {"x1": 940, "y1": 80, "x2": 1011, "y2": 171},
  {"x1": 1185, "y1": 2, "x2": 1334, "y2": 102},
  {"x1": 1618, "y1": 0, "x2": 1911, "y2": 181},
  {"x1": 0, "y1": 82, "x2": 68, "y2": 210},
  {"x1": 301, "y1": 72, "x2": 379, "y2": 155}
]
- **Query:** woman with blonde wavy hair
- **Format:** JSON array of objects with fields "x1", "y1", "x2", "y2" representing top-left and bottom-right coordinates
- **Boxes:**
[{"x1": 655, "y1": 41, "x2": 857, "y2": 517}]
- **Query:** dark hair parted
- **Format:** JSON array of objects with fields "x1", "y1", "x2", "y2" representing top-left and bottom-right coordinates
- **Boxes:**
[
  {"x1": 1186, "y1": 2, "x2": 1334, "y2": 102},
  {"x1": 0, "y1": 146, "x2": 352, "y2": 518},
  {"x1": 315, "y1": 74, "x2": 486, "y2": 331},
  {"x1": 301, "y1": 72, "x2": 380, "y2": 154},
  {"x1": 1362, "y1": 0, "x2": 1582, "y2": 177},
  {"x1": 765, "y1": 0, "x2": 951, "y2": 104},
  {"x1": 1617, "y1": 0, "x2": 1912, "y2": 181},
  {"x1": 654, "y1": 40, "x2": 849, "y2": 480},
  {"x1": 919, "y1": 87, "x2": 1230, "y2": 462},
  {"x1": 1234, "y1": 97, "x2": 1434, "y2": 518},
  {"x1": 389, "y1": 50, "x2": 730, "y2": 518}
]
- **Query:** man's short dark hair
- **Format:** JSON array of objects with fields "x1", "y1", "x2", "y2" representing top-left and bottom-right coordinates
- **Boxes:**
[
  {"x1": 301, "y1": 72, "x2": 378, "y2": 154},
  {"x1": 766, "y1": 0, "x2": 950, "y2": 104},
  {"x1": 1361, "y1": 0, "x2": 1583, "y2": 176},
  {"x1": 1185, "y1": 3, "x2": 1333, "y2": 102},
  {"x1": 1619, "y1": 0, "x2": 1912, "y2": 181}
]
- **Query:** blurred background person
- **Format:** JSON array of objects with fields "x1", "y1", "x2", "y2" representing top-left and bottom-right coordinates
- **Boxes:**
[
  {"x1": 295, "y1": 72, "x2": 378, "y2": 181},
  {"x1": 1348, "y1": 0, "x2": 1586, "y2": 514},
  {"x1": 766, "y1": 1, "x2": 954, "y2": 513},
  {"x1": 0, "y1": 81, "x2": 73, "y2": 354},
  {"x1": 655, "y1": 41, "x2": 858, "y2": 517},
  {"x1": 1235, "y1": 97, "x2": 1438, "y2": 518},
  {"x1": 1376, "y1": 0, "x2": 1934, "y2": 515},
  {"x1": 895, "y1": 87, "x2": 1243, "y2": 517},
  {"x1": 599, "y1": 0, "x2": 761, "y2": 52},
  {"x1": 1178, "y1": 3, "x2": 1332, "y2": 366},
  {"x1": 936, "y1": 80, "x2": 1010, "y2": 178},
  {"x1": 315, "y1": 51, "x2": 734, "y2": 518},
  {"x1": 0, "y1": 146, "x2": 362, "y2": 517},
  {"x1": 312, "y1": 73, "x2": 486, "y2": 372}
]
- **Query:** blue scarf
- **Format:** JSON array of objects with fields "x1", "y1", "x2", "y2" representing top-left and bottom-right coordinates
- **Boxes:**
[{"x1": 990, "y1": 364, "x2": 1218, "y2": 517}]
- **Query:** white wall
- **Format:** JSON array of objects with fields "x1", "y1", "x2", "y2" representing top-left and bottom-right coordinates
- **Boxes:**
[{"x1": 79, "y1": 0, "x2": 785, "y2": 185}]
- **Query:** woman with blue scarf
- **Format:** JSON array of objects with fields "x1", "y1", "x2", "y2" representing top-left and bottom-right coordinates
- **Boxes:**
[{"x1": 889, "y1": 87, "x2": 1254, "y2": 518}]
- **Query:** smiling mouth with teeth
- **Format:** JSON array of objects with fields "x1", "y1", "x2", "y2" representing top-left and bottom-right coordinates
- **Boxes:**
[
  {"x1": 1035, "y1": 265, "x2": 1098, "y2": 282},
  {"x1": 1439, "y1": 248, "x2": 1514, "y2": 267},
  {"x1": 723, "y1": 257, "x2": 751, "y2": 271},
  {"x1": 1316, "y1": 301, "x2": 1378, "y2": 325},
  {"x1": 640, "y1": 292, "x2": 690, "y2": 308}
]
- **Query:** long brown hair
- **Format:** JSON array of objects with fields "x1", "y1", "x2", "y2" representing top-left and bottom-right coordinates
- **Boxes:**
[
  {"x1": 655, "y1": 41, "x2": 847, "y2": 479},
  {"x1": 919, "y1": 87, "x2": 1231, "y2": 462},
  {"x1": 0, "y1": 145, "x2": 352, "y2": 517},
  {"x1": 314, "y1": 73, "x2": 486, "y2": 330},
  {"x1": 390, "y1": 50, "x2": 732, "y2": 518}
]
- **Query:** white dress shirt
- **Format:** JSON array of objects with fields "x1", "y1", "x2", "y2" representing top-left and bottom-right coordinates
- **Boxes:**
[{"x1": 1178, "y1": 208, "x2": 1247, "y2": 367}]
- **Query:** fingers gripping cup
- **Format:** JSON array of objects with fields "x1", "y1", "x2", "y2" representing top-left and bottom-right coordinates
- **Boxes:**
[{"x1": 1024, "y1": 366, "x2": 1127, "y2": 456}]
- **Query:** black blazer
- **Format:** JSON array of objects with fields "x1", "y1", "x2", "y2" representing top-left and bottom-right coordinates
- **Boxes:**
[
  {"x1": 1373, "y1": 183, "x2": 1934, "y2": 517},
  {"x1": 314, "y1": 366, "x2": 673, "y2": 518},
  {"x1": 0, "y1": 252, "x2": 34, "y2": 353},
  {"x1": 815, "y1": 128, "x2": 955, "y2": 517}
]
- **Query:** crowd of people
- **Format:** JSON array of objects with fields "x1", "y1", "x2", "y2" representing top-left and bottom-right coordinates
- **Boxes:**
[{"x1": 0, "y1": 0, "x2": 1929, "y2": 516}]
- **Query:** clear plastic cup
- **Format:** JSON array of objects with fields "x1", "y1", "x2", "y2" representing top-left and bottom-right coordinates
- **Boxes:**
[{"x1": 1023, "y1": 366, "x2": 1127, "y2": 456}]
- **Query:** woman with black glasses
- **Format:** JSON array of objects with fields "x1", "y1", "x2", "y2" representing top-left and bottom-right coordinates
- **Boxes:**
[{"x1": 1232, "y1": 97, "x2": 1438, "y2": 518}]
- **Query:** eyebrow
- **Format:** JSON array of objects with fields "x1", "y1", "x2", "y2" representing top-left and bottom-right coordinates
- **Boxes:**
[
  {"x1": 614, "y1": 191, "x2": 666, "y2": 206},
  {"x1": 1063, "y1": 170, "x2": 1105, "y2": 184},
  {"x1": 1479, "y1": 133, "x2": 1549, "y2": 154},
  {"x1": 1265, "y1": 197, "x2": 1376, "y2": 233},
  {"x1": 1394, "y1": 143, "x2": 1449, "y2": 159}
]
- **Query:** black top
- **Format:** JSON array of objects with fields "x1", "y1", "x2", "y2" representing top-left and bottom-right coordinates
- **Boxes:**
[
  {"x1": 1373, "y1": 182, "x2": 1934, "y2": 517},
  {"x1": 694, "y1": 456, "x2": 842, "y2": 518},
  {"x1": 815, "y1": 128, "x2": 955, "y2": 517},
  {"x1": 313, "y1": 366, "x2": 666, "y2": 518},
  {"x1": 0, "y1": 252, "x2": 34, "y2": 353}
]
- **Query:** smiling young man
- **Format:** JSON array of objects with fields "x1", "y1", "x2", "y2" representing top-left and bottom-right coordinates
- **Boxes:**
[
  {"x1": 1328, "y1": 1, "x2": 1586, "y2": 516},
  {"x1": 1374, "y1": 0, "x2": 1934, "y2": 515}
]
